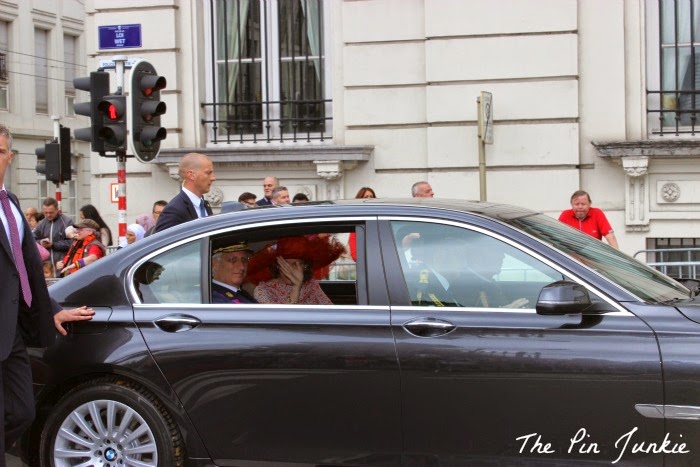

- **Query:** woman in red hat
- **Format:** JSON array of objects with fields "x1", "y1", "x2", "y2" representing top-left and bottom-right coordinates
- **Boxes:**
[{"x1": 247, "y1": 235, "x2": 345, "y2": 305}]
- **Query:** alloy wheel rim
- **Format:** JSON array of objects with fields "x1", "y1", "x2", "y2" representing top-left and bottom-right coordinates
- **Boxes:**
[{"x1": 52, "y1": 399, "x2": 158, "y2": 466}]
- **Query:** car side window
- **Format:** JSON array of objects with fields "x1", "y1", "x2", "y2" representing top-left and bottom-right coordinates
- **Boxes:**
[
  {"x1": 134, "y1": 241, "x2": 202, "y2": 304},
  {"x1": 209, "y1": 225, "x2": 360, "y2": 306},
  {"x1": 391, "y1": 221, "x2": 564, "y2": 308}
]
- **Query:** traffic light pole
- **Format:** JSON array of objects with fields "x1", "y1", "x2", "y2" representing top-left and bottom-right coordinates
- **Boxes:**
[
  {"x1": 114, "y1": 56, "x2": 128, "y2": 247},
  {"x1": 52, "y1": 115, "x2": 62, "y2": 212}
]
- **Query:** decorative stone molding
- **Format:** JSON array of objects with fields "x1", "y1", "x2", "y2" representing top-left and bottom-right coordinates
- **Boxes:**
[
  {"x1": 167, "y1": 163, "x2": 181, "y2": 181},
  {"x1": 621, "y1": 156, "x2": 649, "y2": 177},
  {"x1": 661, "y1": 182, "x2": 681, "y2": 203},
  {"x1": 157, "y1": 145, "x2": 372, "y2": 202},
  {"x1": 314, "y1": 160, "x2": 342, "y2": 180},
  {"x1": 204, "y1": 186, "x2": 224, "y2": 207},
  {"x1": 592, "y1": 140, "x2": 700, "y2": 159},
  {"x1": 592, "y1": 143, "x2": 653, "y2": 232},
  {"x1": 157, "y1": 144, "x2": 373, "y2": 166},
  {"x1": 593, "y1": 140, "x2": 700, "y2": 231}
]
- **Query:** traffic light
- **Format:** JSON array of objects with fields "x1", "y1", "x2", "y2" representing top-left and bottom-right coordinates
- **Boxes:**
[
  {"x1": 130, "y1": 60, "x2": 167, "y2": 162},
  {"x1": 58, "y1": 125, "x2": 72, "y2": 182},
  {"x1": 73, "y1": 71, "x2": 110, "y2": 153},
  {"x1": 35, "y1": 142, "x2": 60, "y2": 184},
  {"x1": 97, "y1": 95, "x2": 127, "y2": 152}
]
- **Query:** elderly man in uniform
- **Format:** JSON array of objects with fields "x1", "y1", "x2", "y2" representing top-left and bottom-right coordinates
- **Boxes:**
[{"x1": 211, "y1": 241, "x2": 257, "y2": 304}]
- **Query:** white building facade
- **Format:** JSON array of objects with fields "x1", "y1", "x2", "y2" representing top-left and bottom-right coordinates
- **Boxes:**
[
  {"x1": 15, "y1": 0, "x2": 700, "y2": 262},
  {"x1": 0, "y1": 0, "x2": 87, "y2": 218}
]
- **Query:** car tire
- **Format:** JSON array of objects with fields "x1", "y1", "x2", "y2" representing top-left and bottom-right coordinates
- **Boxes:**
[{"x1": 39, "y1": 378, "x2": 184, "y2": 467}]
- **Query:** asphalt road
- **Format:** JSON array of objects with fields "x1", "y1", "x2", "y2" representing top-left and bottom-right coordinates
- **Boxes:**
[{"x1": 5, "y1": 453, "x2": 27, "y2": 466}]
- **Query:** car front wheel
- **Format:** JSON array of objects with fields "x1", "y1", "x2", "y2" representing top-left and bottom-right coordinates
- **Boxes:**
[{"x1": 39, "y1": 379, "x2": 184, "y2": 467}]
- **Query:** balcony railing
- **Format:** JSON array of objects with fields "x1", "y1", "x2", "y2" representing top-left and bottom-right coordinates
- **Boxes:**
[
  {"x1": 201, "y1": 97, "x2": 331, "y2": 144},
  {"x1": 648, "y1": 89, "x2": 700, "y2": 136}
]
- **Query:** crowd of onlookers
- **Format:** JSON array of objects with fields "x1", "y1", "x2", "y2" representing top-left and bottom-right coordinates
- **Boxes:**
[{"x1": 28, "y1": 197, "x2": 165, "y2": 281}]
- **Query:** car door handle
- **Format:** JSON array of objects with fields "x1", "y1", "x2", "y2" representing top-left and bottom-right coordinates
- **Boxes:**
[
  {"x1": 154, "y1": 314, "x2": 201, "y2": 333},
  {"x1": 403, "y1": 317, "x2": 456, "y2": 338}
]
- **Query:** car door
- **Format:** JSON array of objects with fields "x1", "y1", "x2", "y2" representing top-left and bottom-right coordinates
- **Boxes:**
[
  {"x1": 132, "y1": 219, "x2": 402, "y2": 466},
  {"x1": 380, "y1": 218, "x2": 665, "y2": 465}
]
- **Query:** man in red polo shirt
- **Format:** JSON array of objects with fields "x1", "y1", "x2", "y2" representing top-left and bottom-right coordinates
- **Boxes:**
[{"x1": 559, "y1": 190, "x2": 619, "y2": 249}]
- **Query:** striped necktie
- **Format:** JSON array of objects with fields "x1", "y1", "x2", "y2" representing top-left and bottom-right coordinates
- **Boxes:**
[
  {"x1": 200, "y1": 199, "x2": 207, "y2": 218},
  {"x1": 0, "y1": 191, "x2": 32, "y2": 307}
]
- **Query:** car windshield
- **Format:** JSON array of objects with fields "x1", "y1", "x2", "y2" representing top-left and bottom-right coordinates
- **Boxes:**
[{"x1": 502, "y1": 212, "x2": 689, "y2": 303}]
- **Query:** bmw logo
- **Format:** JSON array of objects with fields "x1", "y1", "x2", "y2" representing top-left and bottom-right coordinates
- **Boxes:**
[{"x1": 105, "y1": 447, "x2": 117, "y2": 461}]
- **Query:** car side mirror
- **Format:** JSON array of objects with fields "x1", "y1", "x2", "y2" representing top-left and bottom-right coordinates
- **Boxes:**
[{"x1": 536, "y1": 280, "x2": 591, "y2": 315}]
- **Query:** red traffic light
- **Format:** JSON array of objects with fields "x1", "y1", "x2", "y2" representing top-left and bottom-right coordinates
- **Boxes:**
[
  {"x1": 140, "y1": 76, "x2": 166, "y2": 97},
  {"x1": 106, "y1": 104, "x2": 118, "y2": 120},
  {"x1": 96, "y1": 95, "x2": 127, "y2": 152},
  {"x1": 97, "y1": 97, "x2": 126, "y2": 120}
]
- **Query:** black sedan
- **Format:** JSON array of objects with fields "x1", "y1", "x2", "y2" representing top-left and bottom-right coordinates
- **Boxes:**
[{"x1": 23, "y1": 199, "x2": 700, "y2": 466}]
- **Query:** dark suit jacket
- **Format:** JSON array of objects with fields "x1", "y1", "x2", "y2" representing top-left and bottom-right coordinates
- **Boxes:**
[
  {"x1": 155, "y1": 189, "x2": 212, "y2": 233},
  {"x1": 0, "y1": 191, "x2": 55, "y2": 360},
  {"x1": 256, "y1": 197, "x2": 273, "y2": 206},
  {"x1": 212, "y1": 282, "x2": 257, "y2": 304}
]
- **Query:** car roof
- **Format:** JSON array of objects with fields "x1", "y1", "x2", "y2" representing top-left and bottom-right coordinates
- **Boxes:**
[
  {"x1": 218, "y1": 198, "x2": 538, "y2": 221},
  {"x1": 134, "y1": 198, "x2": 540, "y2": 249}
]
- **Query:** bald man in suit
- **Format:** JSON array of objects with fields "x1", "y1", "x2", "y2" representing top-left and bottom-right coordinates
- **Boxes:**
[{"x1": 155, "y1": 153, "x2": 215, "y2": 233}]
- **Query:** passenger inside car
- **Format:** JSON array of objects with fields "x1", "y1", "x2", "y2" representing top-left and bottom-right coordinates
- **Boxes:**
[
  {"x1": 210, "y1": 241, "x2": 257, "y2": 304},
  {"x1": 246, "y1": 235, "x2": 345, "y2": 305},
  {"x1": 444, "y1": 239, "x2": 529, "y2": 308}
]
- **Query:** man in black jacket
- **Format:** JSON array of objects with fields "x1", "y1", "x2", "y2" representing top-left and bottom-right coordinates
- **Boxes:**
[
  {"x1": 155, "y1": 153, "x2": 215, "y2": 233},
  {"x1": 0, "y1": 124, "x2": 94, "y2": 463},
  {"x1": 256, "y1": 176, "x2": 279, "y2": 206},
  {"x1": 33, "y1": 197, "x2": 73, "y2": 275}
]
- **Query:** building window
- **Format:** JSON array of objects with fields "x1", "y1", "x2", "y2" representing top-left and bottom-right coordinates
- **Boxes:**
[
  {"x1": 64, "y1": 35, "x2": 76, "y2": 116},
  {"x1": 204, "y1": 0, "x2": 331, "y2": 144},
  {"x1": 35, "y1": 28, "x2": 49, "y2": 114},
  {"x1": 0, "y1": 20, "x2": 7, "y2": 81},
  {"x1": 647, "y1": 0, "x2": 700, "y2": 135},
  {"x1": 0, "y1": 21, "x2": 9, "y2": 111}
]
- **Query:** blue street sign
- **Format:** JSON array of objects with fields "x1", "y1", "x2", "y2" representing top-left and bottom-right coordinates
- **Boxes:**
[{"x1": 98, "y1": 24, "x2": 142, "y2": 50}]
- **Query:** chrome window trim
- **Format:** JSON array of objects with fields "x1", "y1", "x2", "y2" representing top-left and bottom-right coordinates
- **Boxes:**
[
  {"x1": 391, "y1": 305, "x2": 632, "y2": 317},
  {"x1": 127, "y1": 216, "x2": 376, "y2": 305},
  {"x1": 132, "y1": 303, "x2": 388, "y2": 312}
]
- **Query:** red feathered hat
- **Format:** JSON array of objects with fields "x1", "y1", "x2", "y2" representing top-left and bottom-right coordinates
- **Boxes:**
[{"x1": 246, "y1": 235, "x2": 346, "y2": 284}]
